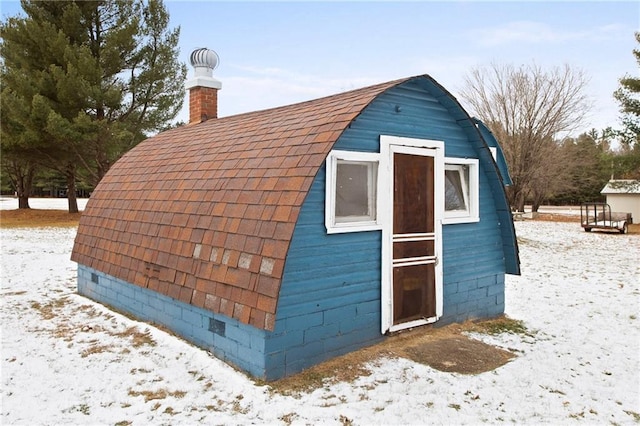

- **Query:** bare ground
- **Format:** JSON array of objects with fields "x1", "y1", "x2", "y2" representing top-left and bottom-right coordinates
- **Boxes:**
[
  {"x1": 268, "y1": 318, "x2": 523, "y2": 393},
  {"x1": 0, "y1": 209, "x2": 81, "y2": 228}
]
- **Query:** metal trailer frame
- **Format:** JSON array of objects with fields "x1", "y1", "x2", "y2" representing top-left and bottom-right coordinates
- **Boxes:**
[{"x1": 580, "y1": 202, "x2": 630, "y2": 234}]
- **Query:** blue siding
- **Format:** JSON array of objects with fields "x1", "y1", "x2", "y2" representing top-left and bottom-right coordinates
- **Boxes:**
[
  {"x1": 77, "y1": 265, "x2": 269, "y2": 378},
  {"x1": 76, "y1": 76, "x2": 518, "y2": 381},
  {"x1": 474, "y1": 118, "x2": 512, "y2": 186},
  {"x1": 266, "y1": 78, "x2": 512, "y2": 378},
  {"x1": 263, "y1": 166, "x2": 383, "y2": 379}
]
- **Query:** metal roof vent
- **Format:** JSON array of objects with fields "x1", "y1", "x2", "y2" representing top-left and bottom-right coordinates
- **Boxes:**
[
  {"x1": 190, "y1": 48, "x2": 219, "y2": 78},
  {"x1": 185, "y1": 47, "x2": 222, "y2": 123}
]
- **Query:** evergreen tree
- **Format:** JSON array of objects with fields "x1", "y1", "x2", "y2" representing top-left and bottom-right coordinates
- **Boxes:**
[
  {"x1": 0, "y1": 75, "x2": 38, "y2": 208},
  {"x1": 553, "y1": 131, "x2": 610, "y2": 204},
  {"x1": 614, "y1": 32, "x2": 640, "y2": 146},
  {"x1": 612, "y1": 32, "x2": 640, "y2": 178},
  {"x1": 1, "y1": 0, "x2": 186, "y2": 211}
]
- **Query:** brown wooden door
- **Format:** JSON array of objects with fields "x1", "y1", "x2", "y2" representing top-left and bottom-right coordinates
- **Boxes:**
[{"x1": 392, "y1": 152, "x2": 437, "y2": 325}]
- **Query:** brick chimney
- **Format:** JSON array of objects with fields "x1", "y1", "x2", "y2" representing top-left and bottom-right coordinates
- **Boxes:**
[{"x1": 185, "y1": 48, "x2": 222, "y2": 124}]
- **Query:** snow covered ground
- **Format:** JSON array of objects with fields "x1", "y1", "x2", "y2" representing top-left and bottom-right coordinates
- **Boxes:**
[
  {"x1": 0, "y1": 197, "x2": 89, "y2": 211},
  {"x1": 1, "y1": 210, "x2": 639, "y2": 424}
]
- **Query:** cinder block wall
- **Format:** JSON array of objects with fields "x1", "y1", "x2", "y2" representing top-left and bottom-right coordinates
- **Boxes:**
[
  {"x1": 77, "y1": 265, "x2": 267, "y2": 377},
  {"x1": 78, "y1": 264, "x2": 383, "y2": 381},
  {"x1": 263, "y1": 301, "x2": 383, "y2": 380},
  {"x1": 441, "y1": 274, "x2": 505, "y2": 324}
]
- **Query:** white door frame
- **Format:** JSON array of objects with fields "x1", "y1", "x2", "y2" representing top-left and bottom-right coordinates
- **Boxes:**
[{"x1": 380, "y1": 135, "x2": 444, "y2": 334}]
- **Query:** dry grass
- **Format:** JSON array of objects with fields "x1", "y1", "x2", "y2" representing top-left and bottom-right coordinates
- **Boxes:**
[
  {"x1": 522, "y1": 212, "x2": 640, "y2": 234},
  {"x1": 81, "y1": 344, "x2": 114, "y2": 358},
  {"x1": 0, "y1": 208, "x2": 81, "y2": 228},
  {"x1": 29, "y1": 297, "x2": 157, "y2": 356},
  {"x1": 466, "y1": 316, "x2": 533, "y2": 336},
  {"x1": 79, "y1": 326, "x2": 156, "y2": 357},
  {"x1": 115, "y1": 326, "x2": 157, "y2": 348},
  {"x1": 3, "y1": 290, "x2": 27, "y2": 296},
  {"x1": 267, "y1": 316, "x2": 526, "y2": 395},
  {"x1": 127, "y1": 388, "x2": 187, "y2": 402},
  {"x1": 31, "y1": 297, "x2": 72, "y2": 320},
  {"x1": 532, "y1": 213, "x2": 580, "y2": 223}
]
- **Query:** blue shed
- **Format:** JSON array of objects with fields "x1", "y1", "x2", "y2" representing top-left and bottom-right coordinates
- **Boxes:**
[{"x1": 72, "y1": 57, "x2": 520, "y2": 380}]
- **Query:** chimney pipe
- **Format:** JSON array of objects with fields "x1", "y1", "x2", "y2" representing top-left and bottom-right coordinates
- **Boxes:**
[{"x1": 185, "y1": 48, "x2": 222, "y2": 124}]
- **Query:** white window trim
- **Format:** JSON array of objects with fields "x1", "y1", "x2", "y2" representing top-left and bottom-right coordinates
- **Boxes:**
[
  {"x1": 443, "y1": 157, "x2": 479, "y2": 224},
  {"x1": 488, "y1": 146, "x2": 497, "y2": 162},
  {"x1": 445, "y1": 164, "x2": 471, "y2": 218},
  {"x1": 325, "y1": 150, "x2": 382, "y2": 234}
]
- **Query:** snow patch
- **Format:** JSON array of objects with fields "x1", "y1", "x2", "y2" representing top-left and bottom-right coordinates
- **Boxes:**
[{"x1": 1, "y1": 212, "x2": 639, "y2": 424}]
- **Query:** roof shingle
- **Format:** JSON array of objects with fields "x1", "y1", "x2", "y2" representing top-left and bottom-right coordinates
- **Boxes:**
[{"x1": 72, "y1": 77, "x2": 410, "y2": 330}]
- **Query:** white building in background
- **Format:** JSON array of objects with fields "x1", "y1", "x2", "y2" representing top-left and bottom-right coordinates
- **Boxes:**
[{"x1": 601, "y1": 180, "x2": 640, "y2": 223}]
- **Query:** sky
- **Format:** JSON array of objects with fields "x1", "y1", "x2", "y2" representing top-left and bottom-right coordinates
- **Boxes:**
[{"x1": 1, "y1": 1, "x2": 638, "y2": 136}]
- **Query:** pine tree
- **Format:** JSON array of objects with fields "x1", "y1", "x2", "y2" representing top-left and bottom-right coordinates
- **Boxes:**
[
  {"x1": 614, "y1": 32, "x2": 640, "y2": 145},
  {"x1": 612, "y1": 32, "x2": 640, "y2": 177},
  {"x1": 1, "y1": 0, "x2": 187, "y2": 211}
]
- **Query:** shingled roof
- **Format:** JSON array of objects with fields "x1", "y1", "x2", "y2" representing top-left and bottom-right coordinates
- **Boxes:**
[{"x1": 72, "y1": 77, "x2": 410, "y2": 331}]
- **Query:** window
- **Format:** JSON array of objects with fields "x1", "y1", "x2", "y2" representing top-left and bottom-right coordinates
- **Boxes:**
[
  {"x1": 445, "y1": 164, "x2": 469, "y2": 212},
  {"x1": 488, "y1": 146, "x2": 497, "y2": 162},
  {"x1": 443, "y1": 158, "x2": 479, "y2": 224},
  {"x1": 335, "y1": 162, "x2": 375, "y2": 220},
  {"x1": 326, "y1": 150, "x2": 380, "y2": 233}
]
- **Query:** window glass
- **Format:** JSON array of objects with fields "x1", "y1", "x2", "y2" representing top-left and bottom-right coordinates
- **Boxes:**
[
  {"x1": 445, "y1": 166, "x2": 468, "y2": 212},
  {"x1": 325, "y1": 150, "x2": 380, "y2": 233},
  {"x1": 443, "y1": 159, "x2": 479, "y2": 224},
  {"x1": 335, "y1": 162, "x2": 373, "y2": 221}
]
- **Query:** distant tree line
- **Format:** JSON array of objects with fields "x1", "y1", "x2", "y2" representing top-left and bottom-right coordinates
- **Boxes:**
[
  {"x1": 549, "y1": 128, "x2": 639, "y2": 207},
  {"x1": 460, "y1": 33, "x2": 640, "y2": 212},
  {"x1": 1, "y1": 0, "x2": 186, "y2": 212}
]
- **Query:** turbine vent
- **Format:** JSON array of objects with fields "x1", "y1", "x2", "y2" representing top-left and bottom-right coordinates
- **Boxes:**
[
  {"x1": 190, "y1": 48, "x2": 219, "y2": 77},
  {"x1": 185, "y1": 47, "x2": 222, "y2": 124}
]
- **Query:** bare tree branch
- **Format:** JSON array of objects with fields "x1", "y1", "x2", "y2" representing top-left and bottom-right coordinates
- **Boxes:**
[{"x1": 460, "y1": 63, "x2": 592, "y2": 211}]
